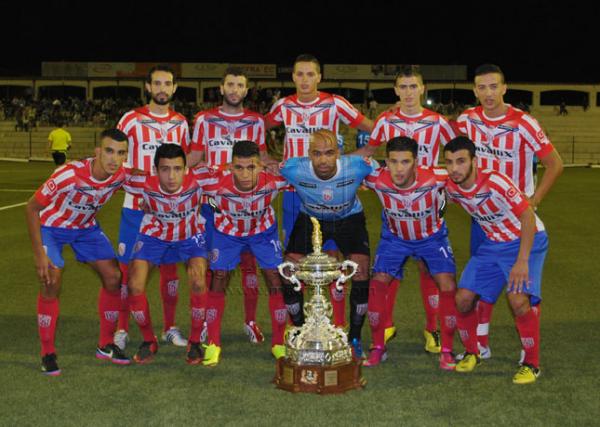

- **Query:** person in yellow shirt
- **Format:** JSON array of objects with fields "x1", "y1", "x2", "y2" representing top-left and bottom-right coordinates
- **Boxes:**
[{"x1": 48, "y1": 123, "x2": 72, "y2": 166}]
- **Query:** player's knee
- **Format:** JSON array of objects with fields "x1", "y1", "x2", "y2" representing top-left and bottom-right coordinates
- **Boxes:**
[
  {"x1": 210, "y1": 269, "x2": 228, "y2": 292},
  {"x1": 508, "y1": 294, "x2": 530, "y2": 316},
  {"x1": 101, "y1": 268, "x2": 122, "y2": 292},
  {"x1": 455, "y1": 291, "x2": 475, "y2": 313}
]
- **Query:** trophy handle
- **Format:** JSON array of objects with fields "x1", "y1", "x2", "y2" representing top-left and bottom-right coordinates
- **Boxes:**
[
  {"x1": 278, "y1": 261, "x2": 302, "y2": 291},
  {"x1": 335, "y1": 260, "x2": 358, "y2": 291}
]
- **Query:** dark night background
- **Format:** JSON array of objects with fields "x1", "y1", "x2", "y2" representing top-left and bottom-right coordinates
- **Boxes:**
[{"x1": 1, "y1": 1, "x2": 598, "y2": 82}]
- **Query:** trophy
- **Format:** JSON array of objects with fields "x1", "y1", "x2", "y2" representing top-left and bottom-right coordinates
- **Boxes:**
[{"x1": 274, "y1": 217, "x2": 366, "y2": 394}]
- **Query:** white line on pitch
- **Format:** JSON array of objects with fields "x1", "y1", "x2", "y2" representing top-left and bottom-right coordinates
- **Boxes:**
[{"x1": 0, "y1": 202, "x2": 27, "y2": 211}]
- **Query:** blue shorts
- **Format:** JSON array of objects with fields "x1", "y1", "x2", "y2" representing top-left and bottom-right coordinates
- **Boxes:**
[
  {"x1": 41, "y1": 225, "x2": 116, "y2": 269},
  {"x1": 373, "y1": 223, "x2": 456, "y2": 279},
  {"x1": 117, "y1": 208, "x2": 145, "y2": 263},
  {"x1": 282, "y1": 191, "x2": 337, "y2": 251},
  {"x1": 470, "y1": 218, "x2": 487, "y2": 257},
  {"x1": 201, "y1": 202, "x2": 253, "y2": 258},
  {"x1": 130, "y1": 233, "x2": 208, "y2": 266},
  {"x1": 459, "y1": 231, "x2": 549, "y2": 305},
  {"x1": 209, "y1": 224, "x2": 283, "y2": 271}
]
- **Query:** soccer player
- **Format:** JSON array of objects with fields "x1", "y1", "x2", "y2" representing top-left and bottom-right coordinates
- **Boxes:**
[
  {"x1": 115, "y1": 64, "x2": 191, "y2": 350},
  {"x1": 201, "y1": 141, "x2": 289, "y2": 366},
  {"x1": 122, "y1": 144, "x2": 216, "y2": 364},
  {"x1": 444, "y1": 136, "x2": 548, "y2": 384},
  {"x1": 455, "y1": 64, "x2": 562, "y2": 358},
  {"x1": 362, "y1": 137, "x2": 458, "y2": 370},
  {"x1": 356, "y1": 65, "x2": 457, "y2": 353},
  {"x1": 187, "y1": 66, "x2": 278, "y2": 344},
  {"x1": 25, "y1": 129, "x2": 130, "y2": 375},
  {"x1": 265, "y1": 54, "x2": 374, "y2": 328},
  {"x1": 279, "y1": 129, "x2": 374, "y2": 358}
]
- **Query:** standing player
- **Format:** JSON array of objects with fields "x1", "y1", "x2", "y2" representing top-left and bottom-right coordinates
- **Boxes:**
[
  {"x1": 187, "y1": 66, "x2": 278, "y2": 344},
  {"x1": 362, "y1": 137, "x2": 458, "y2": 370},
  {"x1": 455, "y1": 64, "x2": 562, "y2": 358},
  {"x1": 115, "y1": 64, "x2": 191, "y2": 350},
  {"x1": 201, "y1": 141, "x2": 289, "y2": 366},
  {"x1": 444, "y1": 137, "x2": 548, "y2": 384},
  {"x1": 279, "y1": 130, "x2": 374, "y2": 357},
  {"x1": 265, "y1": 54, "x2": 374, "y2": 328},
  {"x1": 25, "y1": 129, "x2": 130, "y2": 375},
  {"x1": 123, "y1": 144, "x2": 216, "y2": 364},
  {"x1": 356, "y1": 65, "x2": 457, "y2": 353}
]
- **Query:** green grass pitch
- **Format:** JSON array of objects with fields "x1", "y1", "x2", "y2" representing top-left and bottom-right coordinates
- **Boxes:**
[{"x1": 0, "y1": 161, "x2": 598, "y2": 426}]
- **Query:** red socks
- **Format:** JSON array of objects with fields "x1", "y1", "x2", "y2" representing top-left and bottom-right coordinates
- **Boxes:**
[
  {"x1": 419, "y1": 271, "x2": 439, "y2": 332},
  {"x1": 457, "y1": 308, "x2": 479, "y2": 354},
  {"x1": 476, "y1": 300, "x2": 494, "y2": 347},
  {"x1": 189, "y1": 293, "x2": 205, "y2": 343},
  {"x1": 330, "y1": 283, "x2": 346, "y2": 327},
  {"x1": 515, "y1": 308, "x2": 540, "y2": 367},
  {"x1": 240, "y1": 252, "x2": 259, "y2": 324},
  {"x1": 206, "y1": 291, "x2": 225, "y2": 346},
  {"x1": 128, "y1": 293, "x2": 155, "y2": 342},
  {"x1": 268, "y1": 292, "x2": 287, "y2": 345},
  {"x1": 159, "y1": 263, "x2": 179, "y2": 331},
  {"x1": 117, "y1": 262, "x2": 129, "y2": 331},
  {"x1": 384, "y1": 279, "x2": 400, "y2": 328},
  {"x1": 439, "y1": 290, "x2": 457, "y2": 353},
  {"x1": 37, "y1": 294, "x2": 59, "y2": 356},
  {"x1": 368, "y1": 280, "x2": 388, "y2": 348},
  {"x1": 98, "y1": 288, "x2": 121, "y2": 347}
]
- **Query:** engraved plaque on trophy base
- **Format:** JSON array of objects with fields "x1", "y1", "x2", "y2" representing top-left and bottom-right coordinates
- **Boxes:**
[{"x1": 274, "y1": 358, "x2": 366, "y2": 394}]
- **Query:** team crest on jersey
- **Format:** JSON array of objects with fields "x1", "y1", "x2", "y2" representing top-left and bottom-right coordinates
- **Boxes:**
[
  {"x1": 506, "y1": 187, "x2": 519, "y2": 200},
  {"x1": 322, "y1": 188, "x2": 334, "y2": 202},
  {"x1": 168, "y1": 199, "x2": 179, "y2": 211},
  {"x1": 405, "y1": 122, "x2": 415, "y2": 137},
  {"x1": 300, "y1": 109, "x2": 311, "y2": 124},
  {"x1": 45, "y1": 179, "x2": 57, "y2": 194},
  {"x1": 38, "y1": 314, "x2": 52, "y2": 328}
]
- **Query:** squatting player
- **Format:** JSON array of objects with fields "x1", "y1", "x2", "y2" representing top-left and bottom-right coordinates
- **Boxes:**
[
  {"x1": 202, "y1": 141, "x2": 289, "y2": 366},
  {"x1": 455, "y1": 64, "x2": 562, "y2": 359},
  {"x1": 187, "y1": 66, "x2": 279, "y2": 344},
  {"x1": 26, "y1": 129, "x2": 130, "y2": 375},
  {"x1": 444, "y1": 136, "x2": 548, "y2": 384},
  {"x1": 356, "y1": 65, "x2": 457, "y2": 353},
  {"x1": 362, "y1": 137, "x2": 458, "y2": 370},
  {"x1": 279, "y1": 129, "x2": 374, "y2": 358},
  {"x1": 115, "y1": 64, "x2": 191, "y2": 350},
  {"x1": 265, "y1": 54, "x2": 374, "y2": 329},
  {"x1": 122, "y1": 144, "x2": 216, "y2": 364}
]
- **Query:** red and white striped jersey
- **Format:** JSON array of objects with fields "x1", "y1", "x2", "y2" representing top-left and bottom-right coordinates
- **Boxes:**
[
  {"x1": 122, "y1": 168, "x2": 217, "y2": 241},
  {"x1": 203, "y1": 170, "x2": 288, "y2": 237},
  {"x1": 190, "y1": 108, "x2": 266, "y2": 167},
  {"x1": 265, "y1": 92, "x2": 365, "y2": 160},
  {"x1": 455, "y1": 105, "x2": 554, "y2": 197},
  {"x1": 34, "y1": 158, "x2": 126, "y2": 229},
  {"x1": 446, "y1": 169, "x2": 545, "y2": 242},
  {"x1": 369, "y1": 108, "x2": 456, "y2": 167},
  {"x1": 364, "y1": 166, "x2": 448, "y2": 240},
  {"x1": 117, "y1": 106, "x2": 190, "y2": 210}
]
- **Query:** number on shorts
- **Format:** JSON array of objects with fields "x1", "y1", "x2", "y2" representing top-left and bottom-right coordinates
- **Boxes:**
[{"x1": 270, "y1": 239, "x2": 283, "y2": 254}]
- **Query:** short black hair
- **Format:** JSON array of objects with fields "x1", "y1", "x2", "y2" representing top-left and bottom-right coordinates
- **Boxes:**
[
  {"x1": 444, "y1": 136, "x2": 477, "y2": 159},
  {"x1": 394, "y1": 65, "x2": 424, "y2": 86},
  {"x1": 221, "y1": 66, "x2": 248, "y2": 85},
  {"x1": 232, "y1": 140, "x2": 260, "y2": 159},
  {"x1": 474, "y1": 64, "x2": 505, "y2": 84},
  {"x1": 154, "y1": 143, "x2": 186, "y2": 168},
  {"x1": 146, "y1": 64, "x2": 177, "y2": 84},
  {"x1": 386, "y1": 136, "x2": 418, "y2": 159},
  {"x1": 294, "y1": 54, "x2": 321, "y2": 73},
  {"x1": 100, "y1": 128, "x2": 127, "y2": 143}
]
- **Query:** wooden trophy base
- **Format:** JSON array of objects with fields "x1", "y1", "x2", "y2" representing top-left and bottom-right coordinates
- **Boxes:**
[{"x1": 273, "y1": 358, "x2": 366, "y2": 394}]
